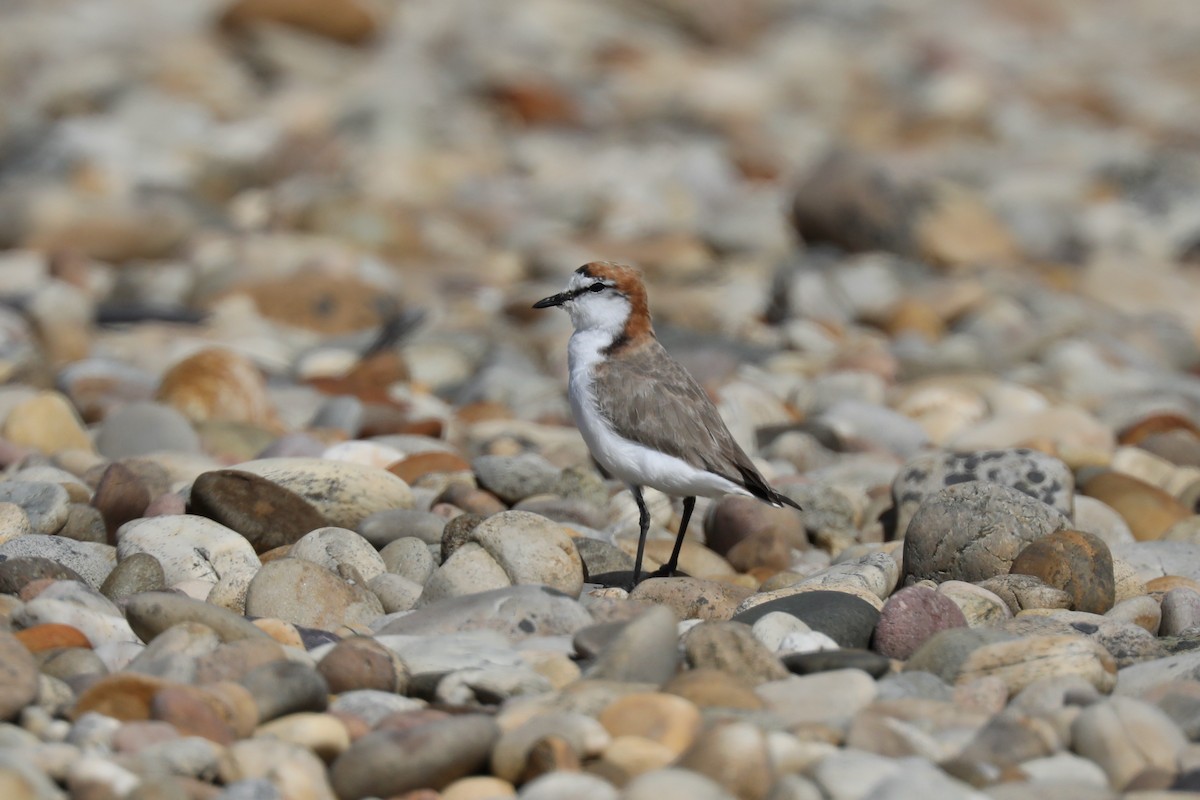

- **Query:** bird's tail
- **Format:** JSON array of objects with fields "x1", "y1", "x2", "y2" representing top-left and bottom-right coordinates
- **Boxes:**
[{"x1": 737, "y1": 465, "x2": 803, "y2": 511}]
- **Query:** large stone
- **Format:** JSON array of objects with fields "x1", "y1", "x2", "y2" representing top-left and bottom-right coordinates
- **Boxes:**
[
  {"x1": 0, "y1": 630, "x2": 39, "y2": 721},
  {"x1": 1009, "y1": 530, "x2": 1115, "y2": 614},
  {"x1": 872, "y1": 585, "x2": 968, "y2": 660},
  {"x1": 907, "y1": 629, "x2": 1117, "y2": 696},
  {"x1": 330, "y1": 715, "x2": 500, "y2": 798},
  {"x1": 231, "y1": 457, "x2": 413, "y2": 528},
  {"x1": 380, "y1": 585, "x2": 593, "y2": 640},
  {"x1": 892, "y1": 448, "x2": 1073, "y2": 538},
  {"x1": 116, "y1": 515, "x2": 260, "y2": 592},
  {"x1": 188, "y1": 469, "x2": 329, "y2": 554},
  {"x1": 0, "y1": 535, "x2": 116, "y2": 589},
  {"x1": 244, "y1": 559, "x2": 383, "y2": 631},
  {"x1": 903, "y1": 482, "x2": 1070, "y2": 584}
]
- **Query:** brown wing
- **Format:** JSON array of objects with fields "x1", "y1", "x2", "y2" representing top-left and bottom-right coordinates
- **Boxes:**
[{"x1": 590, "y1": 338, "x2": 759, "y2": 487}]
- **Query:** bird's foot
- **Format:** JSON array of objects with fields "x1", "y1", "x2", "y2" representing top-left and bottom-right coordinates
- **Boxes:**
[{"x1": 645, "y1": 564, "x2": 689, "y2": 580}]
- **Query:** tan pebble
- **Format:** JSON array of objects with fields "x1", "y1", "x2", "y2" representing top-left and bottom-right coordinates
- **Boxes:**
[
  {"x1": 952, "y1": 676, "x2": 1009, "y2": 715},
  {"x1": 255, "y1": 712, "x2": 351, "y2": 761},
  {"x1": 1082, "y1": 471, "x2": 1191, "y2": 541},
  {"x1": 519, "y1": 734, "x2": 580, "y2": 783},
  {"x1": 594, "y1": 735, "x2": 676, "y2": 784},
  {"x1": 1114, "y1": 559, "x2": 1148, "y2": 602},
  {"x1": 157, "y1": 348, "x2": 280, "y2": 429},
  {"x1": 675, "y1": 720, "x2": 775, "y2": 800},
  {"x1": 2, "y1": 390, "x2": 94, "y2": 454},
  {"x1": 958, "y1": 634, "x2": 1116, "y2": 696},
  {"x1": 1107, "y1": 594, "x2": 1161, "y2": 634},
  {"x1": 71, "y1": 673, "x2": 173, "y2": 721},
  {"x1": 663, "y1": 668, "x2": 763, "y2": 711},
  {"x1": 1146, "y1": 575, "x2": 1200, "y2": 595},
  {"x1": 629, "y1": 577, "x2": 754, "y2": 621},
  {"x1": 521, "y1": 652, "x2": 581, "y2": 690},
  {"x1": 441, "y1": 775, "x2": 517, "y2": 800},
  {"x1": 251, "y1": 618, "x2": 305, "y2": 647},
  {"x1": 598, "y1": 692, "x2": 701, "y2": 756},
  {"x1": 202, "y1": 681, "x2": 261, "y2": 738}
]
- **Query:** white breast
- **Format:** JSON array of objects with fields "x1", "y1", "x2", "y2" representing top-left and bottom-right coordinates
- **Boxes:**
[{"x1": 567, "y1": 331, "x2": 751, "y2": 499}]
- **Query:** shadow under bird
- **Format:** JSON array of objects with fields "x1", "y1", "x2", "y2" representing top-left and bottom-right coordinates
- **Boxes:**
[{"x1": 534, "y1": 261, "x2": 801, "y2": 586}]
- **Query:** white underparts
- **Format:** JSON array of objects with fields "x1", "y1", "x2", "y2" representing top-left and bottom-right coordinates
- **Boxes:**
[{"x1": 568, "y1": 328, "x2": 753, "y2": 499}]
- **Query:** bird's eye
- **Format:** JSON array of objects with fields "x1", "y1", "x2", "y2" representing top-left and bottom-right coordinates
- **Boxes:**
[{"x1": 589, "y1": 283, "x2": 605, "y2": 293}]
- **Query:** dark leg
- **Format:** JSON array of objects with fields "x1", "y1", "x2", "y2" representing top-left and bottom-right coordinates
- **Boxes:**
[
  {"x1": 650, "y1": 496, "x2": 695, "y2": 579},
  {"x1": 631, "y1": 486, "x2": 650, "y2": 586},
  {"x1": 667, "y1": 496, "x2": 696, "y2": 575}
]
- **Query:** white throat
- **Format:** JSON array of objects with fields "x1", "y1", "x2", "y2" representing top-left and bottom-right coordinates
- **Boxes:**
[{"x1": 565, "y1": 291, "x2": 631, "y2": 344}]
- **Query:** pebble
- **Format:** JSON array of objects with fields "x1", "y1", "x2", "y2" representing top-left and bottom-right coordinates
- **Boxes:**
[
  {"x1": 1081, "y1": 471, "x2": 1193, "y2": 542},
  {"x1": 0, "y1": 630, "x2": 40, "y2": 721},
  {"x1": 231, "y1": 457, "x2": 414, "y2": 528},
  {"x1": 330, "y1": 714, "x2": 500, "y2": 798},
  {"x1": 378, "y1": 536, "x2": 438, "y2": 584},
  {"x1": 2, "y1": 390, "x2": 94, "y2": 455},
  {"x1": 1009, "y1": 530, "x2": 1116, "y2": 614},
  {"x1": 380, "y1": 585, "x2": 592, "y2": 640},
  {"x1": 289, "y1": 526, "x2": 387, "y2": 583},
  {"x1": 682, "y1": 621, "x2": 790, "y2": 685},
  {"x1": 586, "y1": 605, "x2": 680, "y2": 686},
  {"x1": 361, "y1": 509, "x2": 446, "y2": 548},
  {"x1": 872, "y1": 585, "x2": 968, "y2": 660},
  {"x1": 116, "y1": 515, "x2": 260, "y2": 593},
  {"x1": 630, "y1": 577, "x2": 754, "y2": 621},
  {"x1": 94, "y1": 402, "x2": 202, "y2": 459},
  {"x1": 1072, "y1": 696, "x2": 1187, "y2": 789},
  {"x1": 734, "y1": 590, "x2": 881, "y2": 649},
  {"x1": 0, "y1": 558, "x2": 87, "y2": 596},
  {"x1": 188, "y1": 469, "x2": 329, "y2": 554},
  {"x1": 244, "y1": 558, "x2": 383, "y2": 631},
  {"x1": 908, "y1": 629, "x2": 1117, "y2": 696},
  {"x1": 904, "y1": 482, "x2": 1071, "y2": 584},
  {"x1": 756, "y1": 669, "x2": 879, "y2": 729},
  {"x1": 891, "y1": 448, "x2": 1074, "y2": 538},
  {"x1": 0, "y1": 482, "x2": 70, "y2": 535}
]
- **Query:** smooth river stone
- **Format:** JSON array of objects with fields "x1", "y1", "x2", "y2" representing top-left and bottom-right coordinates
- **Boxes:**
[
  {"x1": 123, "y1": 592, "x2": 270, "y2": 644},
  {"x1": 465, "y1": 511, "x2": 585, "y2": 597},
  {"x1": 330, "y1": 714, "x2": 500, "y2": 798},
  {"x1": 188, "y1": 469, "x2": 329, "y2": 554},
  {"x1": 94, "y1": 401, "x2": 202, "y2": 459},
  {"x1": 585, "y1": 605, "x2": 681, "y2": 686},
  {"x1": 0, "y1": 557, "x2": 86, "y2": 595},
  {"x1": 891, "y1": 448, "x2": 1074, "y2": 538},
  {"x1": 1081, "y1": 471, "x2": 1192, "y2": 542},
  {"x1": 378, "y1": 586, "x2": 594, "y2": 640},
  {"x1": 903, "y1": 481, "x2": 1071, "y2": 584},
  {"x1": 733, "y1": 590, "x2": 880, "y2": 649},
  {"x1": 682, "y1": 621, "x2": 789, "y2": 686},
  {"x1": 0, "y1": 481, "x2": 70, "y2": 534},
  {"x1": 115, "y1": 515, "x2": 260, "y2": 591},
  {"x1": 289, "y1": 527, "x2": 387, "y2": 583},
  {"x1": 907, "y1": 629, "x2": 1117, "y2": 696},
  {"x1": 245, "y1": 558, "x2": 383, "y2": 631},
  {"x1": 230, "y1": 457, "x2": 414, "y2": 528},
  {"x1": 0, "y1": 535, "x2": 116, "y2": 589},
  {"x1": 0, "y1": 630, "x2": 39, "y2": 721},
  {"x1": 1071, "y1": 696, "x2": 1187, "y2": 790},
  {"x1": 1, "y1": 390, "x2": 94, "y2": 455},
  {"x1": 872, "y1": 585, "x2": 968, "y2": 660},
  {"x1": 1009, "y1": 529, "x2": 1116, "y2": 614},
  {"x1": 1000, "y1": 611, "x2": 1165, "y2": 668}
]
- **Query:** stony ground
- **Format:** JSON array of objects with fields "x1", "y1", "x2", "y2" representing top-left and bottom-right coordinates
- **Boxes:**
[{"x1": 4, "y1": 0, "x2": 1200, "y2": 798}]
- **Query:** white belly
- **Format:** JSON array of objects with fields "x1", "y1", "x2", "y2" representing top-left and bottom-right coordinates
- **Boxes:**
[{"x1": 567, "y1": 332, "x2": 750, "y2": 499}]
